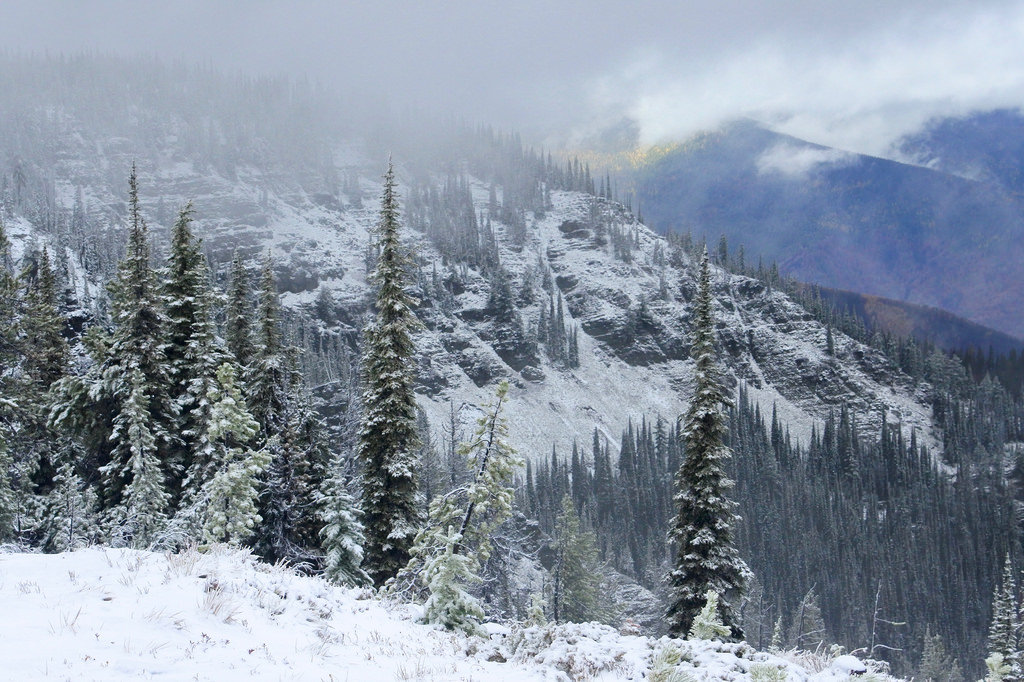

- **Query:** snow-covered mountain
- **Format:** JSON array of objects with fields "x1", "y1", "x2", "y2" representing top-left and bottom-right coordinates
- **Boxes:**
[{"x1": 3, "y1": 134, "x2": 938, "y2": 463}]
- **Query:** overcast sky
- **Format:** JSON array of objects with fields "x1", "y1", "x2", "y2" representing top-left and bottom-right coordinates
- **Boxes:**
[{"x1": 2, "y1": 0, "x2": 1023, "y2": 156}]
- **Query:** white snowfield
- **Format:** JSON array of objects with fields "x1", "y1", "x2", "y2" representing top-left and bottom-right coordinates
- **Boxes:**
[{"x1": 0, "y1": 546, "x2": 892, "y2": 682}]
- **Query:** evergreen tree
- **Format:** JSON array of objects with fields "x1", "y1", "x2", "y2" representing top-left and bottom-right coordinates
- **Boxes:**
[
  {"x1": 422, "y1": 526, "x2": 485, "y2": 635},
  {"x1": 919, "y1": 626, "x2": 955, "y2": 682},
  {"x1": 689, "y1": 589, "x2": 732, "y2": 641},
  {"x1": 201, "y1": 364, "x2": 268, "y2": 546},
  {"x1": 358, "y1": 161, "x2": 421, "y2": 587},
  {"x1": 162, "y1": 203, "x2": 226, "y2": 499},
  {"x1": 41, "y1": 461, "x2": 97, "y2": 552},
  {"x1": 552, "y1": 494, "x2": 607, "y2": 623},
  {"x1": 110, "y1": 367, "x2": 170, "y2": 547},
  {"x1": 318, "y1": 466, "x2": 371, "y2": 587},
  {"x1": 432, "y1": 380, "x2": 522, "y2": 561},
  {"x1": 247, "y1": 255, "x2": 292, "y2": 439},
  {"x1": 14, "y1": 246, "x2": 71, "y2": 529},
  {"x1": 225, "y1": 250, "x2": 255, "y2": 370},
  {"x1": 667, "y1": 247, "x2": 746, "y2": 638},
  {"x1": 246, "y1": 256, "x2": 321, "y2": 561},
  {"x1": 788, "y1": 588, "x2": 828, "y2": 650},
  {"x1": 98, "y1": 167, "x2": 177, "y2": 510},
  {"x1": 989, "y1": 556, "x2": 1022, "y2": 682}
]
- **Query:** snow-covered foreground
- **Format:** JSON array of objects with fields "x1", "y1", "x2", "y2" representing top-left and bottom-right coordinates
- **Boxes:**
[{"x1": 0, "y1": 546, "x2": 889, "y2": 681}]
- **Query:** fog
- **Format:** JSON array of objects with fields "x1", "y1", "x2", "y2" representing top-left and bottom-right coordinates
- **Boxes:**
[{"x1": 2, "y1": 0, "x2": 1023, "y2": 155}]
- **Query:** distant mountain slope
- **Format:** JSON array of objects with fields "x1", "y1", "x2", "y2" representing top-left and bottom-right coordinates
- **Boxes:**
[
  {"x1": 629, "y1": 119, "x2": 1024, "y2": 338},
  {"x1": 796, "y1": 284, "x2": 1024, "y2": 354},
  {"x1": 900, "y1": 108, "x2": 1024, "y2": 193}
]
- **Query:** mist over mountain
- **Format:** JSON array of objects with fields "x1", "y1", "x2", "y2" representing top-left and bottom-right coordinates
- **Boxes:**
[
  {"x1": 625, "y1": 117, "x2": 1024, "y2": 338},
  {"x1": 0, "y1": 41, "x2": 1022, "y2": 681}
]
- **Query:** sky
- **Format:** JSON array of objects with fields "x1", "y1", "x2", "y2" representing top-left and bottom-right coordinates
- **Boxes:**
[{"x1": 1, "y1": 0, "x2": 1023, "y2": 156}]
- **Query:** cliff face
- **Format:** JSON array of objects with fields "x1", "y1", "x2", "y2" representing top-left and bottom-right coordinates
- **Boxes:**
[{"x1": 2, "y1": 102, "x2": 936, "y2": 462}]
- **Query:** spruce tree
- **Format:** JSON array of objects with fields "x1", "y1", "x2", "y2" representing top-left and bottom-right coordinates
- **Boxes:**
[
  {"x1": 989, "y1": 556, "x2": 1022, "y2": 682},
  {"x1": 358, "y1": 161, "x2": 421, "y2": 587},
  {"x1": 41, "y1": 461, "x2": 97, "y2": 552},
  {"x1": 245, "y1": 256, "x2": 317, "y2": 561},
  {"x1": 98, "y1": 167, "x2": 176, "y2": 511},
  {"x1": 225, "y1": 250, "x2": 255, "y2": 370},
  {"x1": 667, "y1": 246, "x2": 746, "y2": 638},
  {"x1": 162, "y1": 203, "x2": 226, "y2": 501},
  {"x1": 552, "y1": 494, "x2": 606, "y2": 623},
  {"x1": 201, "y1": 364, "x2": 268, "y2": 546},
  {"x1": 318, "y1": 465, "x2": 371, "y2": 587},
  {"x1": 110, "y1": 367, "x2": 170, "y2": 547}
]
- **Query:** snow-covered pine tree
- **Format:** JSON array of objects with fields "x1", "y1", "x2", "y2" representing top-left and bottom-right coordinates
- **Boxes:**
[
  {"x1": 247, "y1": 255, "x2": 293, "y2": 438},
  {"x1": 109, "y1": 367, "x2": 170, "y2": 547},
  {"x1": 403, "y1": 381, "x2": 522, "y2": 610},
  {"x1": 552, "y1": 493, "x2": 607, "y2": 624},
  {"x1": 245, "y1": 255, "x2": 315, "y2": 561},
  {"x1": 358, "y1": 161, "x2": 422, "y2": 587},
  {"x1": 432, "y1": 380, "x2": 522, "y2": 561},
  {"x1": 97, "y1": 167, "x2": 177, "y2": 511},
  {"x1": 318, "y1": 465, "x2": 371, "y2": 587},
  {"x1": 689, "y1": 589, "x2": 732, "y2": 640},
  {"x1": 41, "y1": 460, "x2": 97, "y2": 552},
  {"x1": 989, "y1": 556, "x2": 1022, "y2": 682},
  {"x1": 4, "y1": 246, "x2": 73, "y2": 541},
  {"x1": 421, "y1": 526, "x2": 485, "y2": 635},
  {"x1": 162, "y1": 203, "x2": 227, "y2": 502},
  {"x1": 667, "y1": 246, "x2": 746, "y2": 639},
  {"x1": 202, "y1": 363, "x2": 268, "y2": 546},
  {"x1": 225, "y1": 250, "x2": 255, "y2": 370}
]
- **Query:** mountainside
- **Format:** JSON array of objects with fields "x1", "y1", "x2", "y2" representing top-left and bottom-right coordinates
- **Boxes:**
[
  {"x1": 4, "y1": 57, "x2": 1018, "y2": 677},
  {"x1": 627, "y1": 119, "x2": 1024, "y2": 338},
  {"x1": 794, "y1": 284, "x2": 1024, "y2": 355},
  {"x1": 0, "y1": 120, "x2": 940, "y2": 462}
]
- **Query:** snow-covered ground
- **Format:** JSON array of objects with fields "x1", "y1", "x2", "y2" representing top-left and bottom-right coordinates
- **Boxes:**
[{"x1": 0, "y1": 546, "x2": 893, "y2": 682}]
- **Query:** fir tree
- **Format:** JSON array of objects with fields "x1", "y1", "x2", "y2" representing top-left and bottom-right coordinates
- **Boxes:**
[
  {"x1": 989, "y1": 556, "x2": 1022, "y2": 682},
  {"x1": 552, "y1": 494, "x2": 607, "y2": 623},
  {"x1": 110, "y1": 367, "x2": 170, "y2": 547},
  {"x1": 98, "y1": 167, "x2": 177, "y2": 510},
  {"x1": 41, "y1": 460, "x2": 97, "y2": 552},
  {"x1": 318, "y1": 466, "x2": 371, "y2": 587},
  {"x1": 667, "y1": 247, "x2": 746, "y2": 638},
  {"x1": 225, "y1": 250, "x2": 255, "y2": 370},
  {"x1": 358, "y1": 161, "x2": 422, "y2": 587},
  {"x1": 421, "y1": 526, "x2": 485, "y2": 635},
  {"x1": 16, "y1": 247, "x2": 70, "y2": 506},
  {"x1": 163, "y1": 203, "x2": 226, "y2": 499},
  {"x1": 201, "y1": 364, "x2": 268, "y2": 546}
]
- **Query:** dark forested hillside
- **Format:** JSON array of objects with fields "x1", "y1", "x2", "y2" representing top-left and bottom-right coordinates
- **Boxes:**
[{"x1": 626, "y1": 119, "x2": 1024, "y2": 339}]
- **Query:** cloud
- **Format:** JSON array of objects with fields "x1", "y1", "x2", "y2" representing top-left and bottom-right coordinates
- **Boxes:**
[
  {"x1": 586, "y1": 1, "x2": 1024, "y2": 156},
  {"x1": 0, "y1": 1, "x2": 1022, "y2": 156},
  {"x1": 756, "y1": 143, "x2": 856, "y2": 177}
]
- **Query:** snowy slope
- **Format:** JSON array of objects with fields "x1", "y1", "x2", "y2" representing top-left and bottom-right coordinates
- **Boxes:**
[
  {"x1": 3, "y1": 122, "x2": 940, "y2": 460},
  {"x1": 0, "y1": 546, "x2": 894, "y2": 682}
]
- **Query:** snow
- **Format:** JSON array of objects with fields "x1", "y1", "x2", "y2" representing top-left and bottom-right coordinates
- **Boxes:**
[{"x1": 0, "y1": 547, "x2": 895, "y2": 682}]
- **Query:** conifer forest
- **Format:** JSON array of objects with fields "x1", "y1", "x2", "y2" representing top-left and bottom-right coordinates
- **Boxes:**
[{"x1": 0, "y1": 39, "x2": 1023, "y2": 682}]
